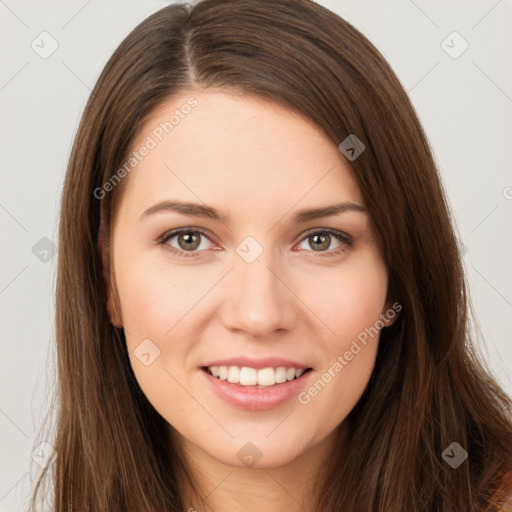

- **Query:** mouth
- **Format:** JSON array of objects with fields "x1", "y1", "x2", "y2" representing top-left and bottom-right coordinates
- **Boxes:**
[{"x1": 201, "y1": 365, "x2": 313, "y2": 388}]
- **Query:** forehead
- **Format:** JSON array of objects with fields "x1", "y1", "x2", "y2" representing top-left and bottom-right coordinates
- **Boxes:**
[{"x1": 121, "y1": 90, "x2": 364, "y2": 217}]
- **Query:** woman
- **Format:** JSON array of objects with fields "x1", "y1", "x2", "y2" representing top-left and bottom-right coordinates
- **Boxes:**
[{"x1": 30, "y1": 0, "x2": 512, "y2": 510}]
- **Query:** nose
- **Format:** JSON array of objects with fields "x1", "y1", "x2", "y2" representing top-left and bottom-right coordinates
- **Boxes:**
[{"x1": 219, "y1": 251, "x2": 298, "y2": 338}]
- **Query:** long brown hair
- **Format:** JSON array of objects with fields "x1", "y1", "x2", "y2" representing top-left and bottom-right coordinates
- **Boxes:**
[{"x1": 29, "y1": 0, "x2": 512, "y2": 510}]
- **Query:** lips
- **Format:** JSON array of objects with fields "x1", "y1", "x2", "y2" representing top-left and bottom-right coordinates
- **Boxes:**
[{"x1": 198, "y1": 358, "x2": 314, "y2": 411}]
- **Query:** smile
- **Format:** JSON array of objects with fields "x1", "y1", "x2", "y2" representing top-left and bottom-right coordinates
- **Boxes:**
[
  {"x1": 203, "y1": 365, "x2": 311, "y2": 388},
  {"x1": 199, "y1": 365, "x2": 314, "y2": 411}
]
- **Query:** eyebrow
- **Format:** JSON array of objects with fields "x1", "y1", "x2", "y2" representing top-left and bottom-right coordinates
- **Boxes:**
[
  {"x1": 140, "y1": 200, "x2": 367, "y2": 224},
  {"x1": 141, "y1": 200, "x2": 230, "y2": 223}
]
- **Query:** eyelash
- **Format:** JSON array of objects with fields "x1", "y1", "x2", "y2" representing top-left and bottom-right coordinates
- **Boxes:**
[{"x1": 157, "y1": 227, "x2": 353, "y2": 258}]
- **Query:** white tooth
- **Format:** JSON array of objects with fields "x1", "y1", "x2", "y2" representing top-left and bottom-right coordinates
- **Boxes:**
[
  {"x1": 212, "y1": 365, "x2": 306, "y2": 385},
  {"x1": 257, "y1": 367, "x2": 276, "y2": 386},
  {"x1": 275, "y1": 367, "x2": 287, "y2": 383},
  {"x1": 239, "y1": 367, "x2": 258, "y2": 386},
  {"x1": 227, "y1": 366, "x2": 240, "y2": 383}
]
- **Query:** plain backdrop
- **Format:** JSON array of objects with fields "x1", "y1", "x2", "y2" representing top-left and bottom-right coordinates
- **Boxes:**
[{"x1": 1, "y1": 1, "x2": 511, "y2": 510}]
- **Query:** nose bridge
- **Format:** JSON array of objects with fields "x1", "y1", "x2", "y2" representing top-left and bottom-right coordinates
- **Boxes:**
[{"x1": 220, "y1": 238, "x2": 296, "y2": 336}]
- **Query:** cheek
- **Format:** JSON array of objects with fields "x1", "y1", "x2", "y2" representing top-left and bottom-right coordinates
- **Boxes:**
[
  {"x1": 113, "y1": 253, "x2": 219, "y2": 392},
  {"x1": 113, "y1": 256, "x2": 200, "y2": 419},
  {"x1": 298, "y1": 344, "x2": 378, "y2": 442},
  {"x1": 114, "y1": 254, "x2": 198, "y2": 341},
  {"x1": 294, "y1": 255, "x2": 386, "y2": 424},
  {"x1": 300, "y1": 252, "x2": 388, "y2": 342}
]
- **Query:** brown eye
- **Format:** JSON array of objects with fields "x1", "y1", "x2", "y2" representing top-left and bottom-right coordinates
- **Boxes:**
[
  {"x1": 160, "y1": 228, "x2": 214, "y2": 256},
  {"x1": 176, "y1": 232, "x2": 201, "y2": 251},
  {"x1": 308, "y1": 233, "x2": 331, "y2": 251},
  {"x1": 296, "y1": 229, "x2": 353, "y2": 257}
]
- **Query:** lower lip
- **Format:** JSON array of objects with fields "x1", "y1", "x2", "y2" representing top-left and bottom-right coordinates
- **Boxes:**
[{"x1": 199, "y1": 368, "x2": 313, "y2": 411}]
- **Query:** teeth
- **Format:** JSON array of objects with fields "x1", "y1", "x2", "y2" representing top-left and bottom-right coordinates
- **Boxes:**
[
  {"x1": 206, "y1": 365, "x2": 309, "y2": 387},
  {"x1": 239, "y1": 366, "x2": 257, "y2": 386},
  {"x1": 227, "y1": 366, "x2": 240, "y2": 383}
]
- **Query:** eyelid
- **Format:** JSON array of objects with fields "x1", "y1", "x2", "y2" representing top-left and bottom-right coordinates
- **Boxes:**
[
  {"x1": 296, "y1": 227, "x2": 352, "y2": 245},
  {"x1": 158, "y1": 226, "x2": 212, "y2": 244}
]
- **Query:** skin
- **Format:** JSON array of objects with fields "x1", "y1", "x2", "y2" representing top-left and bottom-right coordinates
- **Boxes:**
[{"x1": 102, "y1": 90, "x2": 396, "y2": 512}]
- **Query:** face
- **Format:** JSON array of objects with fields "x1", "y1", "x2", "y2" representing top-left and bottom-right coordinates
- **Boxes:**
[{"x1": 106, "y1": 90, "x2": 394, "y2": 469}]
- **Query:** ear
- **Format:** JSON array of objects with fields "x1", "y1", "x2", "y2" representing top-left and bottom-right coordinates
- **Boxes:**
[
  {"x1": 97, "y1": 209, "x2": 123, "y2": 328},
  {"x1": 380, "y1": 299, "x2": 401, "y2": 328}
]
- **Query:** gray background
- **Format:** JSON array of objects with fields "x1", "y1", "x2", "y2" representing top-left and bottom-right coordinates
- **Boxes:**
[{"x1": 1, "y1": 0, "x2": 511, "y2": 510}]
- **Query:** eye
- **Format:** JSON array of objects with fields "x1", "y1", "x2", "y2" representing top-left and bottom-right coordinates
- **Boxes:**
[
  {"x1": 158, "y1": 228, "x2": 214, "y2": 257},
  {"x1": 295, "y1": 228, "x2": 353, "y2": 257},
  {"x1": 158, "y1": 227, "x2": 353, "y2": 259}
]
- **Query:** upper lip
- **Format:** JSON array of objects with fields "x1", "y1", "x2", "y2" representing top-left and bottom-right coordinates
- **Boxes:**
[{"x1": 201, "y1": 356, "x2": 312, "y2": 370}]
